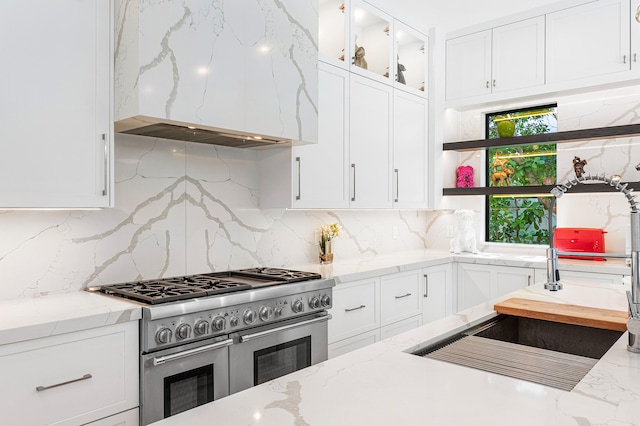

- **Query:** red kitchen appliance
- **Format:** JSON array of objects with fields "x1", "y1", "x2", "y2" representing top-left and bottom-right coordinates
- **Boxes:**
[{"x1": 553, "y1": 228, "x2": 607, "y2": 261}]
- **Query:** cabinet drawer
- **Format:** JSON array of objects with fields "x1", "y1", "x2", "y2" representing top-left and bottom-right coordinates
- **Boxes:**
[
  {"x1": 0, "y1": 321, "x2": 138, "y2": 426},
  {"x1": 380, "y1": 315, "x2": 422, "y2": 340},
  {"x1": 328, "y1": 329, "x2": 380, "y2": 359},
  {"x1": 380, "y1": 271, "x2": 421, "y2": 326},
  {"x1": 329, "y1": 278, "x2": 379, "y2": 343}
]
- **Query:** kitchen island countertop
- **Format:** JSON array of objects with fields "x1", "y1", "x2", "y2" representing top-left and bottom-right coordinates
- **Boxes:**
[{"x1": 151, "y1": 279, "x2": 640, "y2": 426}]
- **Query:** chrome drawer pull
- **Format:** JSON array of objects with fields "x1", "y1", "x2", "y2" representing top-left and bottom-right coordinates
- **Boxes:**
[
  {"x1": 345, "y1": 305, "x2": 366, "y2": 312},
  {"x1": 153, "y1": 339, "x2": 233, "y2": 366},
  {"x1": 423, "y1": 274, "x2": 429, "y2": 298},
  {"x1": 395, "y1": 293, "x2": 412, "y2": 299},
  {"x1": 36, "y1": 374, "x2": 92, "y2": 392}
]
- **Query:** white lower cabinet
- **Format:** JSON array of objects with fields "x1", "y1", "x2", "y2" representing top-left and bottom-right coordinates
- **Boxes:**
[
  {"x1": 422, "y1": 264, "x2": 454, "y2": 324},
  {"x1": 457, "y1": 263, "x2": 534, "y2": 311},
  {"x1": 329, "y1": 265, "x2": 453, "y2": 358},
  {"x1": 0, "y1": 321, "x2": 139, "y2": 426}
]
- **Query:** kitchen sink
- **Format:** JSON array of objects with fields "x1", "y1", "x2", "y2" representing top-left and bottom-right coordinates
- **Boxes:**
[{"x1": 413, "y1": 315, "x2": 624, "y2": 391}]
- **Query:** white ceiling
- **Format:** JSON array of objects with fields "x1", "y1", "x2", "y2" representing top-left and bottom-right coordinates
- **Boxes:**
[{"x1": 390, "y1": 0, "x2": 565, "y2": 30}]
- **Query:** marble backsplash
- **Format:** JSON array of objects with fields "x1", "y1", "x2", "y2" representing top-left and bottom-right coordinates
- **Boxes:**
[{"x1": 0, "y1": 134, "x2": 450, "y2": 300}]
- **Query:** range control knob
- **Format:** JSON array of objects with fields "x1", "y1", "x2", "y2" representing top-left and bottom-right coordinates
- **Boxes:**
[
  {"x1": 259, "y1": 306, "x2": 274, "y2": 322},
  {"x1": 321, "y1": 295, "x2": 332, "y2": 307},
  {"x1": 243, "y1": 309, "x2": 257, "y2": 325},
  {"x1": 155, "y1": 327, "x2": 172, "y2": 345},
  {"x1": 175, "y1": 324, "x2": 191, "y2": 340},
  {"x1": 292, "y1": 300, "x2": 304, "y2": 313},
  {"x1": 194, "y1": 320, "x2": 209, "y2": 336},
  {"x1": 274, "y1": 307, "x2": 283, "y2": 318},
  {"x1": 230, "y1": 316, "x2": 239, "y2": 327},
  {"x1": 212, "y1": 316, "x2": 226, "y2": 332},
  {"x1": 309, "y1": 296, "x2": 321, "y2": 309}
]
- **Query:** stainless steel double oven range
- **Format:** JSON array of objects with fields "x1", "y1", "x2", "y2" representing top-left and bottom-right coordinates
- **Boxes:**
[{"x1": 97, "y1": 267, "x2": 334, "y2": 425}]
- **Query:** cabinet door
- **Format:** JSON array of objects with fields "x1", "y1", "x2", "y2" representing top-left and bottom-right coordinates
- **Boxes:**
[
  {"x1": 422, "y1": 264, "x2": 452, "y2": 324},
  {"x1": 329, "y1": 277, "x2": 379, "y2": 343},
  {"x1": 292, "y1": 62, "x2": 350, "y2": 208},
  {"x1": 349, "y1": 75, "x2": 393, "y2": 208},
  {"x1": 380, "y1": 315, "x2": 422, "y2": 340},
  {"x1": 380, "y1": 270, "x2": 421, "y2": 326},
  {"x1": 457, "y1": 264, "x2": 493, "y2": 311},
  {"x1": 328, "y1": 329, "x2": 379, "y2": 359},
  {"x1": 393, "y1": 91, "x2": 427, "y2": 208},
  {"x1": 445, "y1": 30, "x2": 492, "y2": 100},
  {"x1": 546, "y1": 0, "x2": 630, "y2": 83},
  {"x1": 492, "y1": 16, "x2": 545, "y2": 93},
  {"x1": 495, "y1": 266, "x2": 533, "y2": 297},
  {"x1": 0, "y1": 0, "x2": 112, "y2": 208}
]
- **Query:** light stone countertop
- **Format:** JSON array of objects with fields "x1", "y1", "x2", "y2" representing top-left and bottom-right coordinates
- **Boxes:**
[
  {"x1": 0, "y1": 291, "x2": 142, "y2": 345},
  {"x1": 151, "y1": 280, "x2": 640, "y2": 426}
]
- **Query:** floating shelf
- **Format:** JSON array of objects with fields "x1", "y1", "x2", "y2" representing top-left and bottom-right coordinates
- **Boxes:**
[
  {"x1": 443, "y1": 182, "x2": 640, "y2": 196},
  {"x1": 443, "y1": 123, "x2": 640, "y2": 152}
]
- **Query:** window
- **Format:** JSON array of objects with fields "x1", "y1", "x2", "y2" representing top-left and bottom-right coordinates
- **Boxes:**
[{"x1": 486, "y1": 105, "x2": 557, "y2": 245}]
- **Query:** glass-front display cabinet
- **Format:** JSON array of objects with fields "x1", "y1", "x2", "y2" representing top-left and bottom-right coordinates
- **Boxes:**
[
  {"x1": 394, "y1": 21, "x2": 428, "y2": 97},
  {"x1": 350, "y1": 0, "x2": 393, "y2": 83},
  {"x1": 319, "y1": 0, "x2": 349, "y2": 67}
]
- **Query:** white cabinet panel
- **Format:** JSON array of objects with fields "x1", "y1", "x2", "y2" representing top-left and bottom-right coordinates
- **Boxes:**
[
  {"x1": 0, "y1": 0, "x2": 112, "y2": 208},
  {"x1": 546, "y1": 0, "x2": 630, "y2": 83},
  {"x1": 0, "y1": 322, "x2": 138, "y2": 426},
  {"x1": 492, "y1": 16, "x2": 545, "y2": 93},
  {"x1": 380, "y1": 315, "x2": 422, "y2": 340},
  {"x1": 393, "y1": 91, "x2": 427, "y2": 208},
  {"x1": 329, "y1": 277, "x2": 379, "y2": 343},
  {"x1": 422, "y1": 264, "x2": 453, "y2": 324},
  {"x1": 86, "y1": 408, "x2": 139, "y2": 426},
  {"x1": 292, "y1": 62, "x2": 350, "y2": 208},
  {"x1": 349, "y1": 74, "x2": 393, "y2": 208},
  {"x1": 457, "y1": 263, "x2": 534, "y2": 311},
  {"x1": 446, "y1": 30, "x2": 492, "y2": 100},
  {"x1": 535, "y1": 268, "x2": 626, "y2": 285},
  {"x1": 328, "y1": 329, "x2": 379, "y2": 359},
  {"x1": 380, "y1": 270, "x2": 421, "y2": 326}
]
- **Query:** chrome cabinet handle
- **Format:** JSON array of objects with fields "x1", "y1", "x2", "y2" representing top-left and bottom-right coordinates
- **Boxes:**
[
  {"x1": 102, "y1": 133, "x2": 108, "y2": 196},
  {"x1": 345, "y1": 305, "x2": 366, "y2": 312},
  {"x1": 527, "y1": 275, "x2": 531, "y2": 286},
  {"x1": 239, "y1": 314, "x2": 331, "y2": 342},
  {"x1": 36, "y1": 374, "x2": 92, "y2": 392},
  {"x1": 635, "y1": 53, "x2": 637, "y2": 63},
  {"x1": 492, "y1": 79, "x2": 496, "y2": 87},
  {"x1": 395, "y1": 293, "x2": 412, "y2": 299},
  {"x1": 153, "y1": 339, "x2": 233, "y2": 366},
  {"x1": 624, "y1": 54, "x2": 627, "y2": 64},
  {"x1": 485, "y1": 81, "x2": 489, "y2": 88},
  {"x1": 295, "y1": 157, "x2": 301, "y2": 200},
  {"x1": 394, "y1": 168, "x2": 399, "y2": 203},
  {"x1": 351, "y1": 163, "x2": 356, "y2": 202},
  {"x1": 423, "y1": 274, "x2": 429, "y2": 298}
]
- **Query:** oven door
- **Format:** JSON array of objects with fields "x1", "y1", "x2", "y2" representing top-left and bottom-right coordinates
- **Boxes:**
[
  {"x1": 229, "y1": 312, "x2": 330, "y2": 394},
  {"x1": 140, "y1": 335, "x2": 232, "y2": 426}
]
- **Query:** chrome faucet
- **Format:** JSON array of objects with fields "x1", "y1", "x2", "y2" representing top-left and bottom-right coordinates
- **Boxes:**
[{"x1": 545, "y1": 173, "x2": 640, "y2": 353}]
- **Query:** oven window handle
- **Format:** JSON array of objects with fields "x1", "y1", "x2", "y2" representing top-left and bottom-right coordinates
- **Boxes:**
[
  {"x1": 153, "y1": 338, "x2": 234, "y2": 366},
  {"x1": 239, "y1": 313, "x2": 332, "y2": 343}
]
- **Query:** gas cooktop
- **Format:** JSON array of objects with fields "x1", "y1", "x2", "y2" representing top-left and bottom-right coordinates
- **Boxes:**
[{"x1": 98, "y1": 268, "x2": 322, "y2": 305}]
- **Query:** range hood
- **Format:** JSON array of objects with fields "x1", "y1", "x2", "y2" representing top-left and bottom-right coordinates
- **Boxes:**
[{"x1": 115, "y1": 117, "x2": 290, "y2": 149}]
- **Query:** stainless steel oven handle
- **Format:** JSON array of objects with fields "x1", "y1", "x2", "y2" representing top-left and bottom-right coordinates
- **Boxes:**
[
  {"x1": 239, "y1": 314, "x2": 332, "y2": 343},
  {"x1": 153, "y1": 339, "x2": 234, "y2": 366}
]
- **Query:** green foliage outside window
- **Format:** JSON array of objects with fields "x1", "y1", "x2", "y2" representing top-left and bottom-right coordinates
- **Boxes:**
[{"x1": 486, "y1": 106, "x2": 557, "y2": 245}]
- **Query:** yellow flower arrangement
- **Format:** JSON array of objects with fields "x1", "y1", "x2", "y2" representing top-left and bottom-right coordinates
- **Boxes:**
[{"x1": 319, "y1": 223, "x2": 341, "y2": 263}]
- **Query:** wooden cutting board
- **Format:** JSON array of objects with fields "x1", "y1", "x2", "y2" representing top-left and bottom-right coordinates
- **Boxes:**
[{"x1": 494, "y1": 298, "x2": 628, "y2": 332}]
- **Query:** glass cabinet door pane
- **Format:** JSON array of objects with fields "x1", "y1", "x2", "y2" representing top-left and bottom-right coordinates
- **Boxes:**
[
  {"x1": 351, "y1": 1, "x2": 392, "y2": 81},
  {"x1": 319, "y1": 0, "x2": 347, "y2": 65},
  {"x1": 395, "y1": 22, "x2": 427, "y2": 95}
]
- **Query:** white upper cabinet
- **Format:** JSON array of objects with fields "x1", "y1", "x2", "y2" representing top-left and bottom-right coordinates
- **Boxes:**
[
  {"x1": 446, "y1": 16, "x2": 544, "y2": 101},
  {"x1": 446, "y1": 30, "x2": 492, "y2": 100},
  {"x1": 546, "y1": 0, "x2": 630, "y2": 83},
  {"x1": 115, "y1": 0, "x2": 318, "y2": 144},
  {"x1": 319, "y1": 0, "x2": 350, "y2": 67},
  {"x1": 394, "y1": 21, "x2": 429, "y2": 97},
  {"x1": 292, "y1": 63, "x2": 351, "y2": 209},
  {"x1": 349, "y1": 74, "x2": 393, "y2": 208},
  {"x1": 492, "y1": 16, "x2": 545, "y2": 93},
  {"x1": 0, "y1": 0, "x2": 113, "y2": 208},
  {"x1": 393, "y1": 91, "x2": 428, "y2": 208},
  {"x1": 350, "y1": 0, "x2": 394, "y2": 85}
]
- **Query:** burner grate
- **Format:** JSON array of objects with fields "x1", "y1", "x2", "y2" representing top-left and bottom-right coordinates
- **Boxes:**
[
  {"x1": 236, "y1": 267, "x2": 322, "y2": 283},
  {"x1": 100, "y1": 281, "x2": 209, "y2": 304}
]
